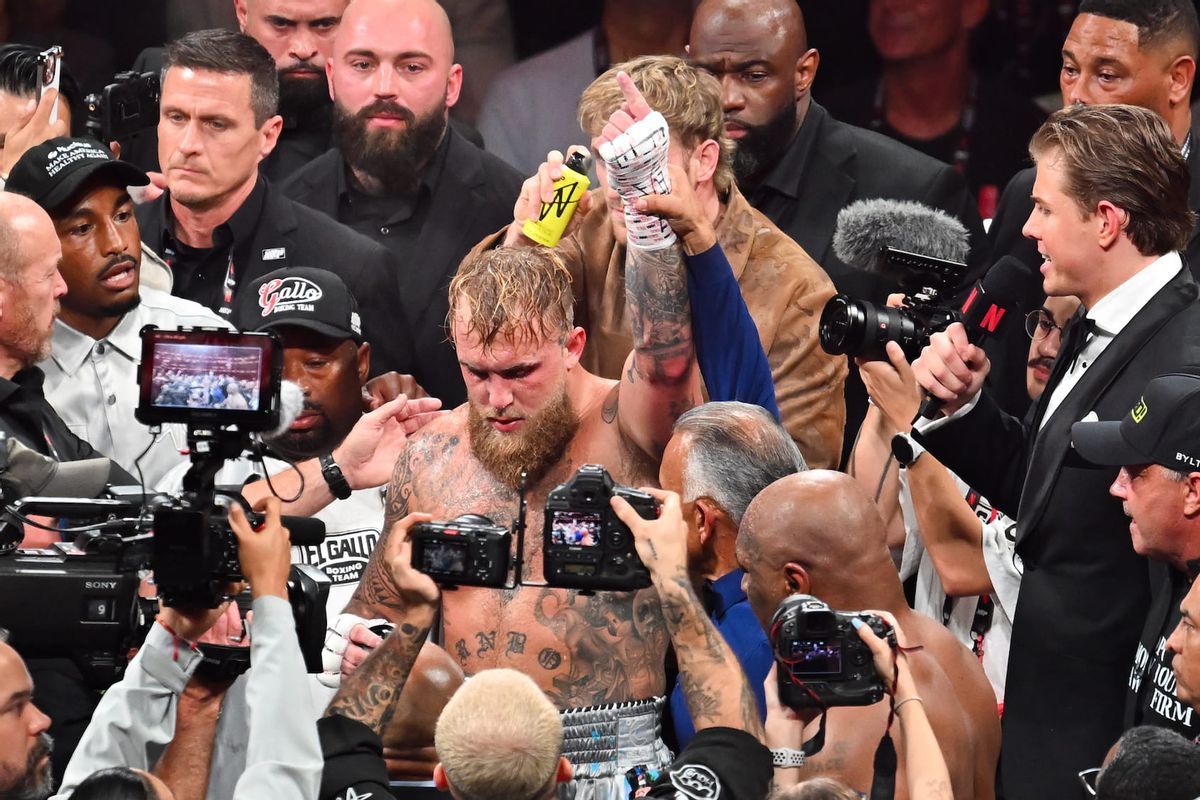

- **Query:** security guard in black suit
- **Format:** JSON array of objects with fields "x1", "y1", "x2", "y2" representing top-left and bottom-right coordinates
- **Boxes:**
[{"x1": 134, "y1": 29, "x2": 414, "y2": 380}]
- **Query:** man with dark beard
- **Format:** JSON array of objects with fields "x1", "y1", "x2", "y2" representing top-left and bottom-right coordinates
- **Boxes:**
[
  {"x1": 687, "y1": 0, "x2": 988, "y2": 463},
  {"x1": 5, "y1": 137, "x2": 229, "y2": 488},
  {"x1": 0, "y1": 630, "x2": 54, "y2": 800},
  {"x1": 281, "y1": 0, "x2": 523, "y2": 408}
]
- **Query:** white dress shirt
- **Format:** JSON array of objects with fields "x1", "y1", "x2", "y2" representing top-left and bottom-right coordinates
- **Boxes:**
[
  {"x1": 1039, "y1": 251, "x2": 1183, "y2": 428},
  {"x1": 40, "y1": 286, "x2": 231, "y2": 488}
]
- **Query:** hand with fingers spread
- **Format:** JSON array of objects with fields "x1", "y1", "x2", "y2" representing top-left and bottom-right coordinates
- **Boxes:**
[
  {"x1": 332, "y1": 394, "x2": 444, "y2": 490},
  {"x1": 910, "y1": 322, "x2": 990, "y2": 416},
  {"x1": 632, "y1": 162, "x2": 716, "y2": 255}
]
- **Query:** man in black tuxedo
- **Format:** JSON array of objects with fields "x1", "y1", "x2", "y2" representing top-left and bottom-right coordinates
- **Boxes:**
[
  {"x1": 985, "y1": 0, "x2": 1200, "y2": 419},
  {"x1": 912, "y1": 103, "x2": 1200, "y2": 800},
  {"x1": 134, "y1": 29, "x2": 413, "y2": 378},
  {"x1": 281, "y1": 0, "x2": 523, "y2": 407},
  {"x1": 687, "y1": 0, "x2": 988, "y2": 462}
]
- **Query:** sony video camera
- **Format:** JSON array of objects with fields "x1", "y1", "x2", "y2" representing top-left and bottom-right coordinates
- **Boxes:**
[
  {"x1": 84, "y1": 71, "x2": 160, "y2": 143},
  {"x1": 770, "y1": 594, "x2": 893, "y2": 708},
  {"x1": 542, "y1": 464, "x2": 657, "y2": 591},
  {"x1": 410, "y1": 464, "x2": 658, "y2": 592},
  {"x1": 819, "y1": 247, "x2": 965, "y2": 362}
]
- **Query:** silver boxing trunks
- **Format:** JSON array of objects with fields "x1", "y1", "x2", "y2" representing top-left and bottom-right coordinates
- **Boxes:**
[{"x1": 555, "y1": 697, "x2": 674, "y2": 800}]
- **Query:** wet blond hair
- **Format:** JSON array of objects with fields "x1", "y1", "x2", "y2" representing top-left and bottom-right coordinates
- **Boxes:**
[{"x1": 448, "y1": 247, "x2": 574, "y2": 350}]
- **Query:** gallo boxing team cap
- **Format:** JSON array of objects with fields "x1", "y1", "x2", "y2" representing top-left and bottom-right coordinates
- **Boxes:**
[
  {"x1": 234, "y1": 267, "x2": 364, "y2": 343},
  {"x1": 1072, "y1": 373, "x2": 1200, "y2": 472},
  {"x1": 5, "y1": 136, "x2": 148, "y2": 212}
]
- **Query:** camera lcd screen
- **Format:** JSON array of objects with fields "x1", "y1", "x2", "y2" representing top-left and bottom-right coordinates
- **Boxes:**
[
  {"x1": 136, "y1": 327, "x2": 281, "y2": 430},
  {"x1": 420, "y1": 541, "x2": 468, "y2": 575},
  {"x1": 788, "y1": 639, "x2": 843, "y2": 676},
  {"x1": 550, "y1": 511, "x2": 602, "y2": 547}
]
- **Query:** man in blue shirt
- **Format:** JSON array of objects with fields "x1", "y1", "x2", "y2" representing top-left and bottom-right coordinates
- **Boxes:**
[{"x1": 657, "y1": 400, "x2": 806, "y2": 745}]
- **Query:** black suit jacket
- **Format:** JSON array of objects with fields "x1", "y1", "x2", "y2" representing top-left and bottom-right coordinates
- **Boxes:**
[
  {"x1": 919, "y1": 265, "x2": 1200, "y2": 800},
  {"x1": 983, "y1": 146, "x2": 1200, "y2": 417},
  {"x1": 136, "y1": 178, "x2": 413, "y2": 377},
  {"x1": 280, "y1": 129, "x2": 524, "y2": 405},
  {"x1": 748, "y1": 101, "x2": 990, "y2": 463}
]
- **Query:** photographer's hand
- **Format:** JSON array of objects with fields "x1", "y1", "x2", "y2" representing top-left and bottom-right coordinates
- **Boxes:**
[
  {"x1": 384, "y1": 511, "x2": 440, "y2": 621},
  {"x1": 157, "y1": 591, "x2": 242, "y2": 644},
  {"x1": 229, "y1": 498, "x2": 291, "y2": 600},
  {"x1": 856, "y1": 341, "x2": 923, "y2": 433},
  {"x1": 610, "y1": 487, "x2": 688, "y2": 582}
]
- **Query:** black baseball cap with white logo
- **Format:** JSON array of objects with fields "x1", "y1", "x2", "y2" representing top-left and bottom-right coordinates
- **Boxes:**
[
  {"x1": 234, "y1": 267, "x2": 364, "y2": 343},
  {"x1": 1072, "y1": 373, "x2": 1200, "y2": 472},
  {"x1": 5, "y1": 136, "x2": 149, "y2": 213}
]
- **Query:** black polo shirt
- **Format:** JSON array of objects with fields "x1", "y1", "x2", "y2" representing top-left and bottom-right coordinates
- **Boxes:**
[
  {"x1": 332, "y1": 133, "x2": 450, "y2": 269},
  {"x1": 147, "y1": 176, "x2": 269, "y2": 316},
  {"x1": 0, "y1": 367, "x2": 134, "y2": 482}
]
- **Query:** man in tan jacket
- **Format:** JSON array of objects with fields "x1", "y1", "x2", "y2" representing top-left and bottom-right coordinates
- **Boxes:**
[{"x1": 474, "y1": 55, "x2": 846, "y2": 469}]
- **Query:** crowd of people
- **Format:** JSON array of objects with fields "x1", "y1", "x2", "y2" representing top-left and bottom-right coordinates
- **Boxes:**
[{"x1": 3, "y1": 0, "x2": 1200, "y2": 799}]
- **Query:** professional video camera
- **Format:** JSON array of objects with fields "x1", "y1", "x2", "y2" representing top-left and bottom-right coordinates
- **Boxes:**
[
  {"x1": 769, "y1": 594, "x2": 893, "y2": 709},
  {"x1": 819, "y1": 246, "x2": 964, "y2": 361},
  {"x1": 410, "y1": 464, "x2": 659, "y2": 592},
  {"x1": 0, "y1": 327, "x2": 330, "y2": 686},
  {"x1": 84, "y1": 71, "x2": 159, "y2": 143}
]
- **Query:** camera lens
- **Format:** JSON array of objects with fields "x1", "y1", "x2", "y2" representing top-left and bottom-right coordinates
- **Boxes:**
[{"x1": 819, "y1": 295, "x2": 922, "y2": 361}]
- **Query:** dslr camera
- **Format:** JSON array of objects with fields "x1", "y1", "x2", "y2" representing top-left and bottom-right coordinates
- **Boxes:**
[
  {"x1": 409, "y1": 464, "x2": 658, "y2": 592},
  {"x1": 410, "y1": 514, "x2": 511, "y2": 587},
  {"x1": 770, "y1": 594, "x2": 892, "y2": 708},
  {"x1": 542, "y1": 464, "x2": 657, "y2": 591},
  {"x1": 84, "y1": 71, "x2": 160, "y2": 143},
  {"x1": 819, "y1": 247, "x2": 965, "y2": 361}
]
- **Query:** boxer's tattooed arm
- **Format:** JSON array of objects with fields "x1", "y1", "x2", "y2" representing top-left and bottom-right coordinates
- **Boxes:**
[
  {"x1": 325, "y1": 620, "x2": 431, "y2": 734},
  {"x1": 625, "y1": 244, "x2": 693, "y2": 384},
  {"x1": 657, "y1": 571, "x2": 765, "y2": 738}
]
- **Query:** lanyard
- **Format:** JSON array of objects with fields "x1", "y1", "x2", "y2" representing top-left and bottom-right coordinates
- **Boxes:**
[{"x1": 162, "y1": 243, "x2": 238, "y2": 317}]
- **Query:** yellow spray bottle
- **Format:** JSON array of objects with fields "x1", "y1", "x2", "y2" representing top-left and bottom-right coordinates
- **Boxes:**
[{"x1": 522, "y1": 148, "x2": 592, "y2": 247}]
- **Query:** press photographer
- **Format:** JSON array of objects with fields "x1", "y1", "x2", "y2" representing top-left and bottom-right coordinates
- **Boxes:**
[
  {"x1": 318, "y1": 488, "x2": 771, "y2": 800},
  {"x1": 50, "y1": 497, "x2": 323, "y2": 800},
  {"x1": 737, "y1": 470, "x2": 999, "y2": 799}
]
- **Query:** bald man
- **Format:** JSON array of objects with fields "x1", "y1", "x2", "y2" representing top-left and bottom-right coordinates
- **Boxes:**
[
  {"x1": 281, "y1": 0, "x2": 524, "y2": 407},
  {"x1": 687, "y1": 0, "x2": 987, "y2": 463},
  {"x1": 738, "y1": 470, "x2": 999, "y2": 800}
]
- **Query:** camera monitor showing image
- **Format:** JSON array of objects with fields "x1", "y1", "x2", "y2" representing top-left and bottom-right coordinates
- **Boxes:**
[
  {"x1": 136, "y1": 327, "x2": 282, "y2": 431},
  {"x1": 789, "y1": 639, "x2": 843, "y2": 676},
  {"x1": 550, "y1": 510, "x2": 602, "y2": 547}
]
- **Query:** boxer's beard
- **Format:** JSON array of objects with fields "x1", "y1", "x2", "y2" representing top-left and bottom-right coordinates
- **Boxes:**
[
  {"x1": 730, "y1": 100, "x2": 797, "y2": 186},
  {"x1": 278, "y1": 62, "x2": 331, "y2": 118},
  {"x1": 468, "y1": 387, "x2": 578, "y2": 490},
  {"x1": 333, "y1": 98, "x2": 447, "y2": 195}
]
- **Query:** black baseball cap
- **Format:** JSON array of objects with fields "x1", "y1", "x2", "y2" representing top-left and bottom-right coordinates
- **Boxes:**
[
  {"x1": 234, "y1": 267, "x2": 364, "y2": 343},
  {"x1": 5, "y1": 137, "x2": 149, "y2": 213},
  {"x1": 1072, "y1": 373, "x2": 1200, "y2": 472}
]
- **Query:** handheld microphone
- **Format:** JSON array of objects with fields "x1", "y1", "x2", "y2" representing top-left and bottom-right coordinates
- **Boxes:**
[
  {"x1": 279, "y1": 514, "x2": 325, "y2": 546},
  {"x1": 918, "y1": 255, "x2": 1040, "y2": 419}
]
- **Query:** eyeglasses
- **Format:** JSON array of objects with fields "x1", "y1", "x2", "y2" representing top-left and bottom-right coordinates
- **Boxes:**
[
  {"x1": 1025, "y1": 309, "x2": 1066, "y2": 341},
  {"x1": 1078, "y1": 766, "x2": 1101, "y2": 797}
]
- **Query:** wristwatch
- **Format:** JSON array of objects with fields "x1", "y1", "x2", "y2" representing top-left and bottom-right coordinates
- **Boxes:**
[
  {"x1": 319, "y1": 453, "x2": 352, "y2": 500},
  {"x1": 771, "y1": 748, "x2": 806, "y2": 768},
  {"x1": 890, "y1": 431, "x2": 926, "y2": 468}
]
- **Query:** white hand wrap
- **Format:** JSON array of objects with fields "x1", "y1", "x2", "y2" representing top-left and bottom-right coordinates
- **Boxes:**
[
  {"x1": 598, "y1": 110, "x2": 676, "y2": 250},
  {"x1": 317, "y1": 613, "x2": 389, "y2": 688}
]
